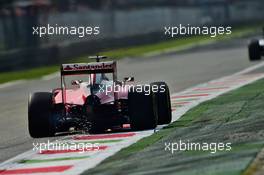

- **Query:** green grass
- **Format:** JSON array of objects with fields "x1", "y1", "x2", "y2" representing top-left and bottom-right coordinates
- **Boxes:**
[
  {"x1": 83, "y1": 78, "x2": 264, "y2": 175},
  {"x1": 0, "y1": 66, "x2": 58, "y2": 84},
  {"x1": 0, "y1": 25, "x2": 260, "y2": 84}
]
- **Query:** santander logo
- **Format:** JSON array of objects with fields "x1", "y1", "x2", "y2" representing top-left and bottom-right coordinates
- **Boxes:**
[
  {"x1": 63, "y1": 62, "x2": 114, "y2": 71},
  {"x1": 64, "y1": 65, "x2": 73, "y2": 71}
]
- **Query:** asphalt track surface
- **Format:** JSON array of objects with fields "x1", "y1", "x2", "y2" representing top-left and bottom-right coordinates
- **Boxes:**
[{"x1": 0, "y1": 36, "x2": 261, "y2": 163}]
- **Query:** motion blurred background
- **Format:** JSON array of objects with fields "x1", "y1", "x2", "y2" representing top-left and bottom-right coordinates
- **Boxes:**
[{"x1": 0, "y1": 0, "x2": 264, "y2": 72}]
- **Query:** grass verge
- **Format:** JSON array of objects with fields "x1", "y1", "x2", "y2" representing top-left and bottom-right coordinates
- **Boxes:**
[
  {"x1": 0, "y1": 66, "x2": 58, "y2": 84},
  {"x1": 0, "y1": 25, "x2": 260, "y2": 84},
  {"x1": 83, "y1": 78, "x2": 264, "y2": 175}
]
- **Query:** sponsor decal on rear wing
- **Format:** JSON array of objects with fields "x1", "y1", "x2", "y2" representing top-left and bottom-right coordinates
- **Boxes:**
[{"x1": 61, "y1": 61, "x2": 116, "y2": 75}]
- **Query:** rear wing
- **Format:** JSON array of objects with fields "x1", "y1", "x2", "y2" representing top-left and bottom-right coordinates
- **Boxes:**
[{"x1": 61, "y1": 61, "x2": 116, "y2": 75}]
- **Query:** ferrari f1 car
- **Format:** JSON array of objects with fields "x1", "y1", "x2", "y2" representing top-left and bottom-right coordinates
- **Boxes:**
[
  {"x1": 248, "y1": 27, "x2": 264, "y2": 61},
  {"x1": 28, "y1": 56, "x2": 172, "y2": 138}
]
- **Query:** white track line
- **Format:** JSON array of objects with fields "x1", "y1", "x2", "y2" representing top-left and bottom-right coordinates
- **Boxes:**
[
  {"x1": 234, "y1": 61, "x2": 264, "y2": 76},
  {"x1": 42, "y1": 72, "x2": 60, "y2": 81},
  {"x1": 0, "y1": 80, "x2": 26, "y2": 89}
]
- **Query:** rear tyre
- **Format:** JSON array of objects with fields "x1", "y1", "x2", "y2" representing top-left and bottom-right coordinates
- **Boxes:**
[
  {"x1": 89, "y1": 123, "x2": 106, "y2": 134},
  {"x1": 28, "y1": 92, "x2": 56, "y2": 138},
  {"x1": 249, "y1": 40, "x2": 261, "y2": 61},
  {"x1": 128, "y1": 86, "x2": 157, "y2": 130},
  {"x1": 151, "y1": 82, "x2": 172, "y2": 125},
  {"x1": 89, "y1": 128, "x2": 104, "y2": 134}
]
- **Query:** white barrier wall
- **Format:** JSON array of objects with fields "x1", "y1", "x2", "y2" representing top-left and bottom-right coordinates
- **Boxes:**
[
  {"x1": 45, "y1": 7, "x2": 204, "y2": 44},
  {"x1": 229, "y1": 1, "x2": 264, "y2": 22},
  {"x1": 0, "y1": 1, "x2": 264, "y2": 50},
  {"x1": 44, "y1": 1, "x2": 264, "y2": 45}
]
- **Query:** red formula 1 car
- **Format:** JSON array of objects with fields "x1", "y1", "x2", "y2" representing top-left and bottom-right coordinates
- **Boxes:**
[{"x1": 28, "y1": 56, "x2": 172, "y2": 138}]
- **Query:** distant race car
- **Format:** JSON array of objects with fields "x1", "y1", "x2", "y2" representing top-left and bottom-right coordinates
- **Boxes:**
[
  {"x1": 248, "y1": 27, "x2": 264, "y2": 61},
  {"x1": 28, "y1": 56, "x2": 172, "y2": 138}
]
